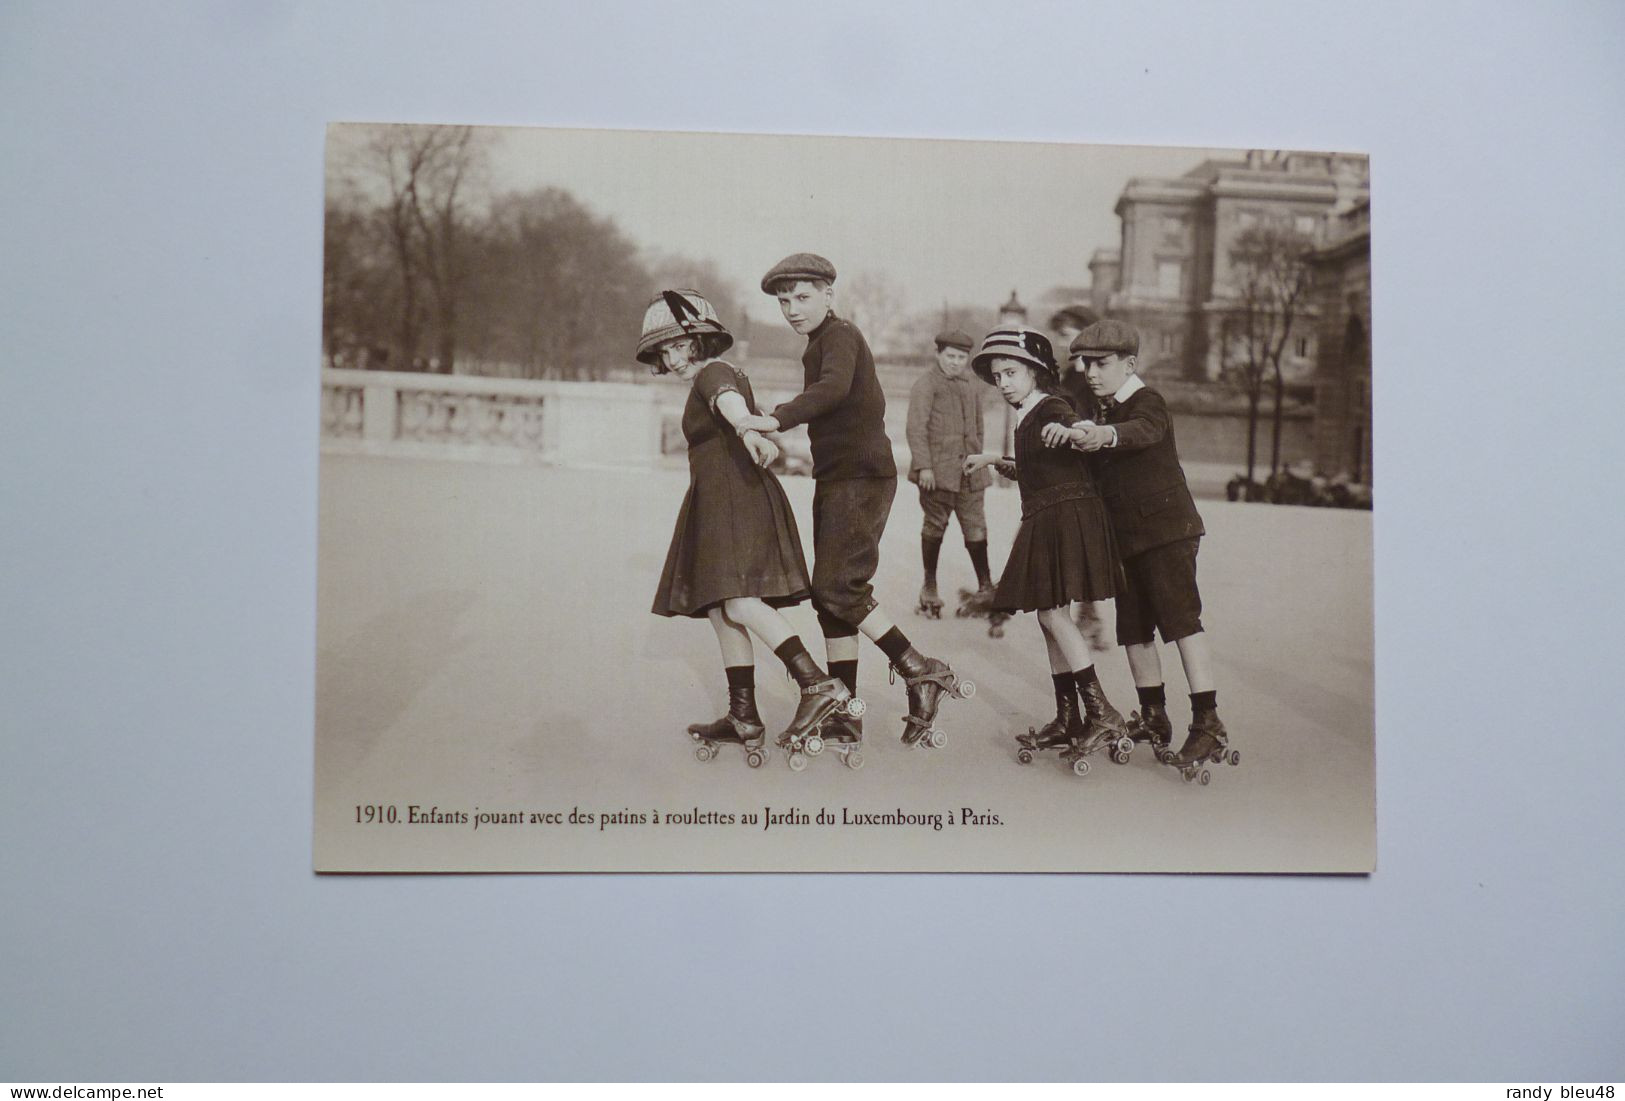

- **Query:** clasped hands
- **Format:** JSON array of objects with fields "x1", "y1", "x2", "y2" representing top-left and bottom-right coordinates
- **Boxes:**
[{"x1": 1040, "y1": 419, "x2": 1113, "y2": 452}]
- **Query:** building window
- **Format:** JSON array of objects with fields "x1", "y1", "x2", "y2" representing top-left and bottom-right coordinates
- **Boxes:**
[
  {"x1": 1157, "y1": 260, "x2": 1182, "y2": 297},
  {"x1": 1161, "y1": 331, "x2": 1177, "y2": 354},
  {"x1": 1296, "y1": 336, "x2": 1310, "y2": 358}
]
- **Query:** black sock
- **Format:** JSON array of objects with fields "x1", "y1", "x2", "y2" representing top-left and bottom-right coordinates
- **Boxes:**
[
  {"x1": 1137, "y1": 683, "x2": 1166, "y2": 708},
  {"x1": 922, "y1": 535, "x2": 942, "y2": 579},
  {"x1": 725, "y1": 665, "x2": 755, "y2": 691},
  {"x1": 1050, "y1": 672, "x2": 1074, "y2": 708},
  {"x1": 829, "y1": 659, "x2": 858, "y2": 697},
  {"x1": 967, "y1": 540, "x2": 991, "y2": 586},
  {"x1": 875, "y1": 627, "x2": 912, "y2": 665},
  {"x1": 773, "y1": 637, "x2": 810, "y2": 669},
  {"x1": 1191, "y1": 690, "x2": 1218, "y2": 715},
  {"x1": 1072, "y1": 665, "x2": 1100, "y2": 692}
]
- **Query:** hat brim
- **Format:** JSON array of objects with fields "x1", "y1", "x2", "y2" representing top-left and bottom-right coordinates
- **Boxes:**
[{"x1": 637, "y1": 325, "x2": 733, "y2": 365}]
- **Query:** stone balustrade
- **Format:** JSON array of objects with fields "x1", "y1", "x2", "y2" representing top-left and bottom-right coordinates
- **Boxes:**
[{"x1": 320, "y1": 368, "x2": 664, "y2": 466}]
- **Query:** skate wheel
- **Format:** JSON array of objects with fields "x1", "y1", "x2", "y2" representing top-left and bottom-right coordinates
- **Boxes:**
[
  {"x1": 1110, "y1": 749, "x2": 1128, "y2": 765},
  {"x1": 1016, "y1": 748, "x2": 1034, "y2": 765},
  {"x1": 846, "y1": 696, "x2": 866, "y2": 719},
  {"x1": 694, "y1": 745, "x2": 714, "y2": 762},
  {"x1": 1229, "y1": 750, "x2": 1240, "y2": 766},
  {"x1": 928, "y1": 728, "x2": 947, "y2": 749},
  {"x1": 1157, "y1": 748, "x2": 1174, "y2": 764},
  {"x1": 1116, "y1": 737, "x2": 1134, "y2": 756},
  {"x1": 1071, "y1": 758, "x2": 1090, "y2": 777},
  {"x1": 746, "y1": 749, "x2": 765, "y2": 769},
  {"x1": 845, "y1": 750, "x2": 865, "y2": 771},
  {"x1": 1182, "y1": 768, "x2": 1195, "y2": 783},
  {"x1": 788, "y1": 753, "x2": 808, "y2": 772},
  {"x1": 1199, "y1": 769, "x2": 1211, "y2": 786},
  {"x1": 955, "y1": 679, "x2": 976, "y2": 700},
  {"x1": 805, "y1": 734, "x2": 824, "y2": 756}
]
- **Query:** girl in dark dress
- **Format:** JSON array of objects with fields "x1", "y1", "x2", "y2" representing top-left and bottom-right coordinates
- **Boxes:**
[
  {"x1": 961, "y1": 328, "x2": 1130, "y2": 775},
  {"x1": 642, "y1": 291, "x2": 862, "y2": 770}
]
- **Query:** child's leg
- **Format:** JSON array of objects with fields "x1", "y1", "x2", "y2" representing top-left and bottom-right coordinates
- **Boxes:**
[
  {"x1": 1174, "y1": 633, "x2": 1215, "y2": 694},
  {"x1": 1036, "y1": 606, "x2": 1092, "y2": 672},
  {"x1": 719, "y1": 597, "x2": 793, "y2": 653},
  {"x1": 692, "y1": 607, "x2": 763, "y2": 741},
  {"x1": 1126, "y1": 641, "x2": 1164, "y2": 687},
  {"x1": 1020, "y1": 610, "x2": 1081, "y2": 748},
  {"x1": 1039, "y1": 605, "x2": 1125, "y2": 744},
  {"x1": 708, "y1": 605, "x2": 754, "y2": 667}
]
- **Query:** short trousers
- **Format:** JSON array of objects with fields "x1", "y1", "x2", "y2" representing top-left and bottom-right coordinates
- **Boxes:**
[
  {"x1": 918, "y1": 484, "x2": 988, "y2": 542},
  {"x1": 1114, "y1": 537, "x2": 1203, "y2": 646},
  {"x1": 811, "y1": 475, "x2": 897, "y2": 631}
]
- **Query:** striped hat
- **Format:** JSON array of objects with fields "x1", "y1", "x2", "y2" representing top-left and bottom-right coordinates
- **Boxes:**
[
  {"x1": 636, "y1": 289, "x2": 734, "y2": 365},
  {"x1": 971, "y1": 327, "x2": 1059, "y2": 387}
]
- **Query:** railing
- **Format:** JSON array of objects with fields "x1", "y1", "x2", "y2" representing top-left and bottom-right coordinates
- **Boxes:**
[{"x1": 320, "y1": 368, "x2": 664, "y2": 466}]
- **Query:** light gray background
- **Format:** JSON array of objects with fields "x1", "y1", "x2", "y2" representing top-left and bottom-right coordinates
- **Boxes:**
[{"x1": 3, "y1": 0, "x2": 1621, "y2": 1082}]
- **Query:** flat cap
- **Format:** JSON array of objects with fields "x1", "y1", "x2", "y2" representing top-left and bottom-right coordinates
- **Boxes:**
[
  {"x1": 933, "y1": 328, "x2": 974, "y2": 352},
  {"x1": 760, "y1": 252, "x2": 837, "y2": 294},
  {"x1": 1070, "y1": 319, "x2": 1140, "y2": 358}
]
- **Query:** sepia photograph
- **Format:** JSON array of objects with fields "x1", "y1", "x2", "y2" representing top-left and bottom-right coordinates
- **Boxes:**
[{"x1": 315, "y1": 124, "x2": 1375, "y2": 873}]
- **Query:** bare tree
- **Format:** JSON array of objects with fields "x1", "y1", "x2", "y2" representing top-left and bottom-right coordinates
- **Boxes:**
[
  {"x1": 841, "y1": 269, "x2": 908, "y2": 354},
  {"x1": 1222, "y1": 225, "x2": 1316, "y2": 482},
  {"x1": 360, "y1": 124, "x2": 486, "y2": 372}
]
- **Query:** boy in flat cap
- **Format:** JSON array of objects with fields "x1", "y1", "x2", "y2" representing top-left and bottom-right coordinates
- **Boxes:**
[
  {"x1": 1041, "y1": 319, "x2": 1239, "y2": 782},
  {"x1": 737, "y1": 253, "x2": 972, "y2": 750},
  {"x1": 1048, "y1": 304, "x2": 1110, "y2": 651},
  {"x1": 905, "y1": 328, "x2": 995, "y2": 620}
]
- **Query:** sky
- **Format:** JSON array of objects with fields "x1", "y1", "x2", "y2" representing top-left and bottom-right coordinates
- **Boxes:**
[{"x1": 332, "y1": 124, "x2": 1244, "y2": 325}]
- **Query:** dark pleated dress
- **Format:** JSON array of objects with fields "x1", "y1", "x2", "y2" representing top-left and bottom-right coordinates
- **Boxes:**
[
  {"x1": 652, "y1": 362, "x2": 812, "y2": 618},
  {"x1": 992, "y1": 393, "x2": 1119, "y2": 613}
]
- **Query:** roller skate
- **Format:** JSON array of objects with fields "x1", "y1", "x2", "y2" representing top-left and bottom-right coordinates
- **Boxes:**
[
  {"x1": 892, "y1": 648, "x2": 974, "y2": 749},
  {"x1": 776, "y1": 677, "x2": 866, "y2": 772},
  {"x1": 916, "y1": 578, "x2": 944, "y2": 619},
  {"x1": 1015, "y1": 691, "x2": 1082, "y2": 766},
  {"x1": 1167, "y1": 711, "x2": 1240, "y2": 786},
  {"x1": 955, "y1": 582, "x2": 1008, "y2": 638},
  {"x1": 817, "y1": 712, "x2": 867, "y2": 771},
  {"x1": 688, "y1": 687, "x2": 769, "y2": 768},
  {"x1": 1125, "y1": 701, "x2": 1175, "y2": 764},
  {"x1": 1059, "y1": 679, "x2": 1133, "y2": 778}
]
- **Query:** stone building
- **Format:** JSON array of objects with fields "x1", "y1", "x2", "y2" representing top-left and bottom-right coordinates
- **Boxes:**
[
  {"x1": 1306, "y1": 198, "x2": 1373, "y2": 486},
  {"x1": 1097, "y1": 150, "x2": 1370, "y2": 382}
]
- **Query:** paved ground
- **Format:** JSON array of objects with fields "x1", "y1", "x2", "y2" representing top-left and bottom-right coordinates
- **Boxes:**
[{"x1": 315, "y1": 454, "x2": 1374, "y2": 872}]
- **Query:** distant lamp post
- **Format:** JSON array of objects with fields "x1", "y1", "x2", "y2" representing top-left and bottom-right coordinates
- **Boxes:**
[
  {"x1": 995, "y1": 289, "x2": 1028, "y2": 461},
  {"x1": 998, "y1": 289, "x2": 1027, "y2": 327}
]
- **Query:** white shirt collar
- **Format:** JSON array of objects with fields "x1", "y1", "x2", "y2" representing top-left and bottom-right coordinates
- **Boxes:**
[
  {"x1": 1011, "y1": 389, "x2": 1048, "y2": 429},
  {"x1": 1113, "y1": 374, "x2": 1146, "y2": 404}
]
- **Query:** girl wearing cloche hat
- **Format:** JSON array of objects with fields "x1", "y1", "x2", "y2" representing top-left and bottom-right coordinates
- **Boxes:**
[
  {"x1": 962, "y1": 327, "x2": 1132, "y2": 778},
  {"x1": 643, "y1": 291, "x2": 864, "y2": 772}
]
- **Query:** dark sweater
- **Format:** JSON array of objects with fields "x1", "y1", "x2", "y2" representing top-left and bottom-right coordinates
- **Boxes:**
[
  {"x1": 1092, "y1": 386, "x2": 1205, "y2": 557},
  {"x1": 771, "y1": 313, "x2": 897, "y2": 481}
]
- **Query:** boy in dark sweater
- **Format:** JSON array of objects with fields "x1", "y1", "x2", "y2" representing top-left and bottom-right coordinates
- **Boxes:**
[
  {"x1": 1040, "y1": 320, "x2": 1236, "y2": 778},
  {"x1": 736, "y1": 253, "x2": 971, "y2": 749}
]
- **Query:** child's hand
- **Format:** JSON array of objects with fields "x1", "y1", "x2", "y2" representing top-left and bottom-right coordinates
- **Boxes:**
[
  {"x1": 962, "y1": 454, "x2": 993, "y2": 476},
  {"x1": 1072, "y1": 424, "x2": 1114, "y2": 452},
  {"x1": 736, "y1": 414, "x2": 780, "y2": 434},
  {"x1": 1040, "y1": 421, "x2": 1084, "y2": 448},
  {"x1": 917, "y1": 469, "x2": 937, "y2": 492},
  {"x1": 743, "y1": 431, "x2": 779, "y2": 468}
]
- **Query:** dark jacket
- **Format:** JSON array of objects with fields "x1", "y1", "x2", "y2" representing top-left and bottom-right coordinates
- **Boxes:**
[
  {"x1": 770, "y1": 313, "x2": 896, "y2": 481},
  {"x1": 1013, "y1": 394, "x2": 1100, "y2": 518},
  {"x1": 1091, "y1": 386, "x2": 1205, "y2": 557},
  {"x1": 906, "y1": 367, "x2": 990, "y2": 494}
]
